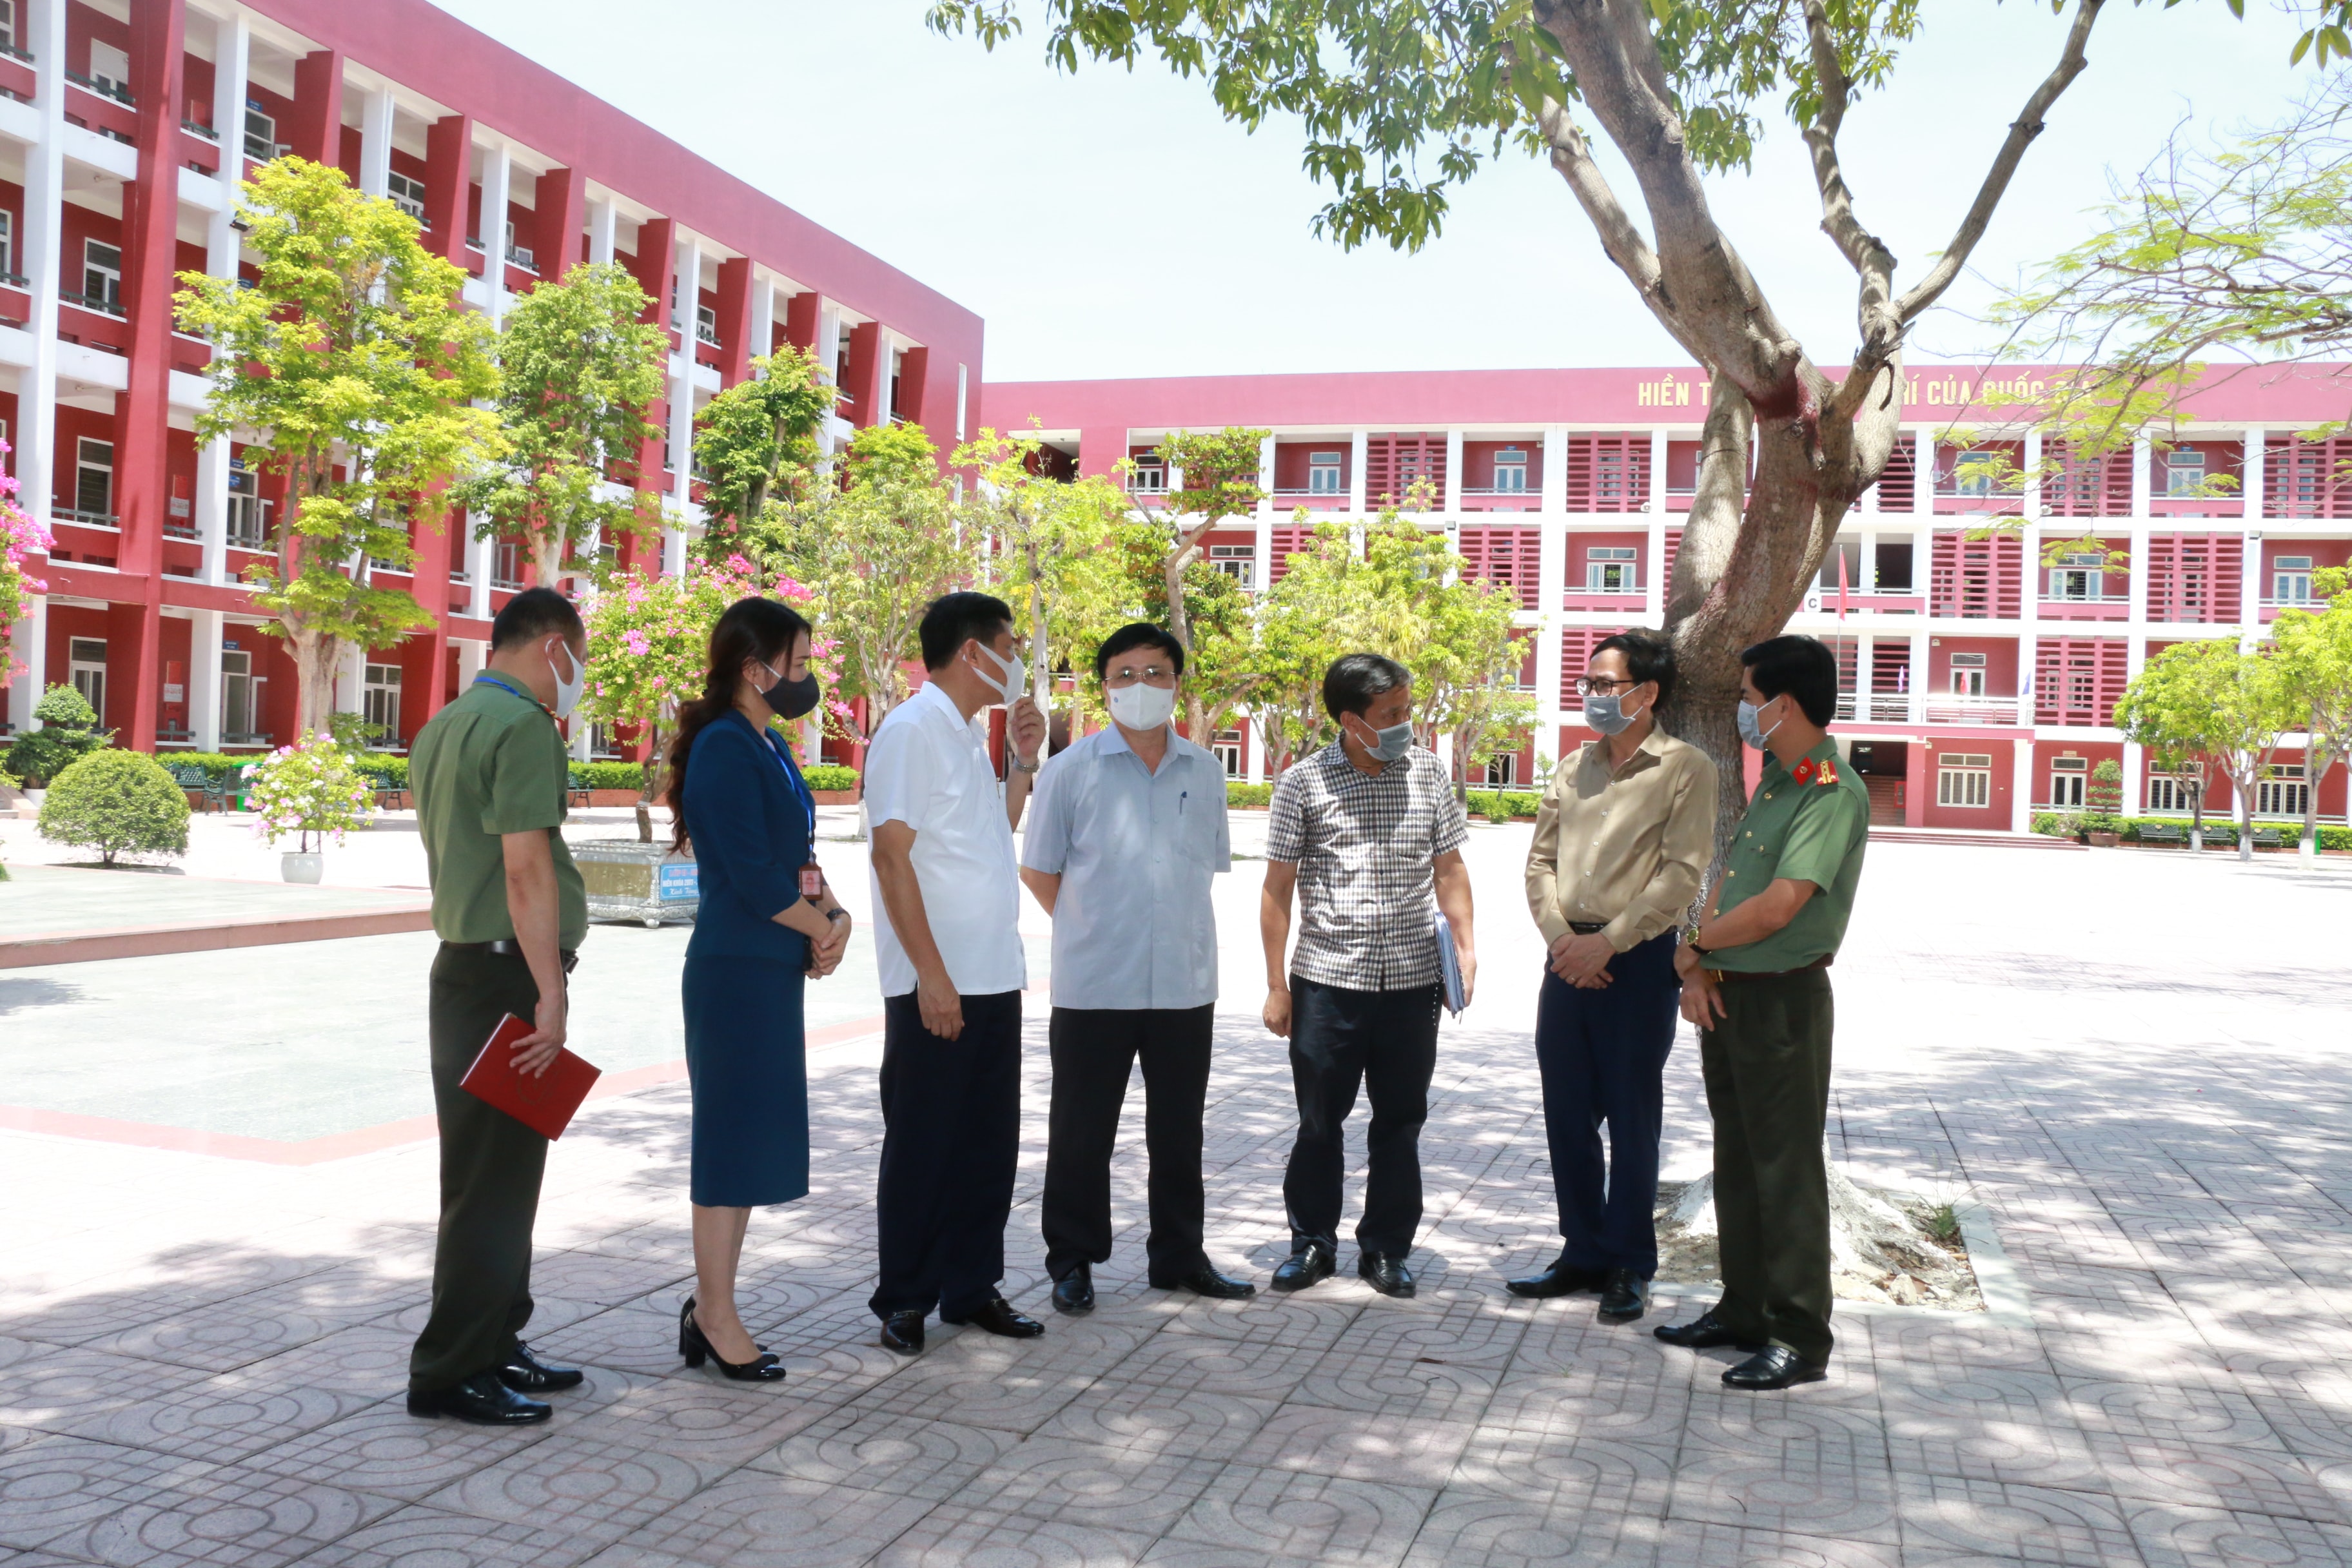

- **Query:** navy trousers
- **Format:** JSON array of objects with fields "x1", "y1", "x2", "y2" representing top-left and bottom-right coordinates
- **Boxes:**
[
  {"x1": 1533, "y1": 930, "x2": 1681, "y2": 1279},
  {"x1": 869, "y1": 990, "x2": 1022, "y2": 1322}
]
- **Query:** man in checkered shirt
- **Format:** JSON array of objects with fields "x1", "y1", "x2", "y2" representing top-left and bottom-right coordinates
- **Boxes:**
[{"x1": 1260, "y1": 653, "x2": 1478, "y2": 1300}]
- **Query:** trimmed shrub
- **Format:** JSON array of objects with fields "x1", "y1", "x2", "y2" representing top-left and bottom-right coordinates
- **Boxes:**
[
  {"x1": 803, "y1": 763, "x2": 859, "y2": 792},
  {"x1": 37, "y1": 749, "x2": 190, "y2": 865},
  {"x1": 348, "y1": 754, "x2": 410, "y2": 788},
  {"x1": 1, "y1": 683, "x2": 112, "y2": 787},
  {"x1": 1227, "y1": 782, "x2": 1273, "y2": 808},
  {"x1": 569, "y1": 761, "x2": 645, "y2": 792}
]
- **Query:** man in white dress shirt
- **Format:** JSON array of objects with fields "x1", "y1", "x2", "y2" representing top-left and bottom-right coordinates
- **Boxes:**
[
  {"x1": 1020, "y1": 623, "x2": 1259, "y2": 1315},
  {"x1": 863, "y1": 591, "x2": 1048, "y2": 1355}
]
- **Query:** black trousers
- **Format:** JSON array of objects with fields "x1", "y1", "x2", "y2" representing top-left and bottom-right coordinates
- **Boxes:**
[
  {"x1": 1282, "y1": 976, "x2": 1441, "y2": 1259},
  {"x1": 1700, "y1": 968, "x2": 1836, "y2": 1364},
  {"x1": 1041, "y1": 1004, "x2": 1213, "y2": 1282},
  {"x1": 869, "y1": 989, "x2": 1022, "y2": 1322},
  {"x1": 1534, "y1": 930, "x2": 1681, "y2": 1279},
  {"x1": 409, "y1": 946, "x2": 551, "y2": 1395}
]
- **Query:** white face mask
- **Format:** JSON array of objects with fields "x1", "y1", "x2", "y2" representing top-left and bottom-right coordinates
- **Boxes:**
[
  {"x1": 547, "y1": 640, "x2": 585, "y2": 721},
  {"x1": 1107, "y1": 681, "x2": 1177, "y2": 731},
  {"x1": 970, "y1": 641, "x2": 1026, "y2": 706}
]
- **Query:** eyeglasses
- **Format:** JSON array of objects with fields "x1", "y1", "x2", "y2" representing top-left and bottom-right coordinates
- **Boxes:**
[
  {"x1": 1104, "y1": 664, "x2": 1178, "y2": 687},
  {"x1": 1575, "y1": 677, "x2": 1644, "y2": 697}
]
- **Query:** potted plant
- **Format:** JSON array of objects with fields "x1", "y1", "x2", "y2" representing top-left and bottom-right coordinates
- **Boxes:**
[
  {"x1": 2083, "y1": 760, "x2": 2125, "y2": 847},
  {"x1": 244, "y1": 732, "x2": 374, "y2": 883}
]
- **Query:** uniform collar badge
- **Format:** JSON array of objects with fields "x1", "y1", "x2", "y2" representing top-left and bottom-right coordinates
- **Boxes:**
[{"x1": 1790, "y1": 756, "x2": 1818, "y2": 785}]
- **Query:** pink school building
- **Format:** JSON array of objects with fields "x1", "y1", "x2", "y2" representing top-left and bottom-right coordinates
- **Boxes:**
[
  {"x1": 983, "y1": 366, "x2": 2351, "y2": 830},
  {"x1": 0, "y1": 0, "x2": 981, "y2": 759}
]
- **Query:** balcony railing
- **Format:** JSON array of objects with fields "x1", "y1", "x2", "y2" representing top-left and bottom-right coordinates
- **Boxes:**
[
  {"x1": 509, "y1": 246, "x2": 536, "y2": 274},
  {"x1": 54, "y1": 507, "x2": 119, "y2": 529},
  {"x1": 1919, "y1": 695, "x2": 2023, "y2": 725},
  {"x1": 60, "y1": 289, "x2": 125, "y2": 318},
  {"x1": 181, "y1": 118, "x2": 219, "y2": 141},
  {"x1": 163, "y1": 518, "x2": 198, "y2": 540},
  {"x1": 2037, "y1": 593, "x2": 2130, "y2": 621},
  {"x1": 222, "y1": 730, "x2": 273, "y2": 749},
  {"x1": 0, "y1": 271, "x2": 28, "y2": 288},
  {"x1": 0, "y1": 43, "x2": 34, "y2": 63},
  {"x1": 64, "y1": 69, "x2": 132, "y2": 104},
  {"x1": 1268, "y1": 489, "x2": 1349, "y2": 510}
]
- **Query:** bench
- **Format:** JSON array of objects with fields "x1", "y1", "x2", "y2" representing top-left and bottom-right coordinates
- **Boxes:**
[
  {"x1": 2137, "y1": 823, "x2": 2185, "y2": 847},
  {"x1": 371, "y1": 782, "x2": 411, "y2": 812},
  {"x1": 2253, "y1": 827, "x2": 2285, "y2": 850}
]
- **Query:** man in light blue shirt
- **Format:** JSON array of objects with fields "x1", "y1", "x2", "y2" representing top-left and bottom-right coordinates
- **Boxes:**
[{"x1": 1020, "y1": 623, "x2": 1257, "y2": 1313}]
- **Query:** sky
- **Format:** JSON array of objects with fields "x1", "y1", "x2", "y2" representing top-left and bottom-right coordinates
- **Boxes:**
[{"x1": 433, "y1": 0, "x2": 2320, "y2": 382}]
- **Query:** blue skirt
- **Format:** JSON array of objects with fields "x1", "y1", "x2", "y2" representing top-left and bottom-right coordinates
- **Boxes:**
[{"x1": 681, "y1": 952, "x2": 810, "y2": 1208}]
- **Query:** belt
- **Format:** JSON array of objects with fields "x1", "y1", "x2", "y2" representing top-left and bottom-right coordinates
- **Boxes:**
[
  {"x1": 1567, "y1": 920, "x2": 1609, "y2": 936},
  {"x1": 1704, "y1": 954, "x2": 1832, "y2": 984},
  {"x1": 443, "y1": 939, "x2": 579, "y2": 974}
]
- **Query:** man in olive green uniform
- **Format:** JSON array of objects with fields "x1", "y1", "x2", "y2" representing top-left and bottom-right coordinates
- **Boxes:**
[
  {"x1": 1656, "y1": 634, "x2": 1867, "y2": 1391},
  {"x1": 406, "y1": 587, "x2": 593, "y2": 1425}
]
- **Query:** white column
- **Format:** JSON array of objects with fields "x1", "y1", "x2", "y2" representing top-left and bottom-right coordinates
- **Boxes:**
[
  {"x1": 6, "y1": 594, "x2": 45, "y2": 733},
  {"x1": 188, "y1": 609, "x2": 223, "y2": 751},
  {"x1": 2240, "y1": 529, "x2": 2264, "y2": 651},
  {"x1": 478, "y1": 144, "x2": 512, "y2": 326},
  {"x1": 1859, "y1": 527, "x2": 1879, "y2": 592},
  {"x1": 195, "y1": 436, "x2": 230, "y2": 585},
  {"x1": 1442, "y1": 429, "x2": 1464, "y2": 514},
  {"x1": 2130, "y1": 434, "x2": 2151, "y2": 516},
  {"x1": 1541, "y1": 427, "x2": 1567, "y2": 515},
  {"x1": 956, "y1": 364, "x2": 970, "y2": 443},
  {"x1": 19, "y1": 0, "x2": 66, "y2": 549},
  {"x1": 1856, "y1": 636, "x2": 1876, "y2": 721},
  {"x1": 466, "y1": 531, "x2": 491, "y2": 620},
  {"x1": 1535, "y1": 520, "x2": 1567, "y2": 769},
  {"x1": 749, "y1": 279, "x2": 774, "y2": 375},
  {"x1": 356, "y1": 85, "x2": 395, "y2": 198},
  {"x1": 2010, "y1": 738, "x2": 2035, "y2": 834},
  {"x1": 2121, "y1": 738, "x2": 2145, "y2": 818},
  {"x1": 2242, "y1": 427, "x2": 2265, "y2": 522},
  {"x1": 1253, "y1": 433, "x2": 1275, "y2": 594},
  {"x1": 1643, "y1": 513, "x2": 1667, "y2": 623},
  {"x1": 2023, "y1": 430, "x2": 2043, "y2": 521},
  {"x1": 1647, "y1": 427, "x2": 1668, "y2": 513},
  {"x1": 2126, "y1": 522, "x2": 2152, "y2": 623},
  {"x1": 1908, "y1": 629, "x2": 1929, "y2": 725},
  {"x1": 587, "y1": 197, "x2": 617, "y2": 265},
  {"x1": 1347, "y1": 430, "x2": 1367, "y2": 515},
  {"x1": 334, "y1": 640, "x2": 365, "y2": 718}
]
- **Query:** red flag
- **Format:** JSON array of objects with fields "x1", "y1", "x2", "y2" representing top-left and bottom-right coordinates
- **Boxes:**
[{"x1": 1837, "y1": 547, "x2": 1851, "y2": 621}]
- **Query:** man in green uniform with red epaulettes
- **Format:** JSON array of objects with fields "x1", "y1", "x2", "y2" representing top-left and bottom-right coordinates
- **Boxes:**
[{"x1": 1654, "y1": 634, "x2": 1868, "y2": 1392}]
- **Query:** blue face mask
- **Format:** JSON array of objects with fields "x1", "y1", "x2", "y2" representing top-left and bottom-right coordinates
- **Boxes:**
[
  {"x1": 1736, "y1": 698, "x2": 1781, "y2": 751},
  {"x1": 1351, "y1": 715, "x2": 1414, "y2": 762}
]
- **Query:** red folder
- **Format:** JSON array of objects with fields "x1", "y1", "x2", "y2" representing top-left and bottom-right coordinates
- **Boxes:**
[{"x1": 459, "y1": 1014, "x2": 602, "y2": 1140}]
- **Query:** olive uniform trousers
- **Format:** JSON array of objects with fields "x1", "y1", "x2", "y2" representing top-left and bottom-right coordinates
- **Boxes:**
[
  {"x1": 407, "y1": 945, "x2": 553, "y2": 1394},
  {"x1": 1697, "y1": 966, "x2": 1836, "y2": 1366}
]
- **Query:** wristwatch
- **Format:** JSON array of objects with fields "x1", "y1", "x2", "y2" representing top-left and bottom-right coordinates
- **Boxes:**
[
  {"x1": 824, "y1": 908, "x2": 847, "y2": 923},
  {"x1": 1011, "y1": 755, "x2": 1041, "y2": 775}
]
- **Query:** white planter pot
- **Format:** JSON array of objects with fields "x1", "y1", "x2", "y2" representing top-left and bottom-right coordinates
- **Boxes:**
[
  {"x1": 22, "y1": 788, "x2": 44, "y2": 805},
  {"x1": 281, "y1": 851, "x2": 324, "y2": 885}
]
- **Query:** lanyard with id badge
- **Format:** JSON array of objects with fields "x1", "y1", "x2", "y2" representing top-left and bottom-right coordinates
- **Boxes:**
[{"x1": 761, "y1": 726, "x2": 825, "y2": 903}]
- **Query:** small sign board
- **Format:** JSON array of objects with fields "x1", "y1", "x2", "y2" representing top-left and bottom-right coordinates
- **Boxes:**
[{"x1": 657, "y1": 861, "x2": 700, "y2": 903}]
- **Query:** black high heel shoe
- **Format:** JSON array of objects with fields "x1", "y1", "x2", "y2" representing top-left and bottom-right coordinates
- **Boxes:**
[{"x1": 678, "y1": 1297, "x2": 787, "y2": 1382}]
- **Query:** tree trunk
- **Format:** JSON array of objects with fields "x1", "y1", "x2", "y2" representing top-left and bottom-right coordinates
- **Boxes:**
[
  {"x1": 2235, "y1": 770, "x2": 2255, "y2": 862},
  {"x1": 289, "y1": 622, "x2": 342, "y2": 740},
  {"x1": 2300, "y1": 710, "x2": 2324, "y2": 866},
  {"x1": 635, "y1": 718, "x2": 662, "y2": 843},
  {"x1": 532, "y1": 531, "x2": 565, "y2": 591}
]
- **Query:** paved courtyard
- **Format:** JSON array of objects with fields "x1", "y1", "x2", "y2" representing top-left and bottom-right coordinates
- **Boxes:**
[{"x1": 2, "y1": 825, "x2": 2350, "y2": 1567}]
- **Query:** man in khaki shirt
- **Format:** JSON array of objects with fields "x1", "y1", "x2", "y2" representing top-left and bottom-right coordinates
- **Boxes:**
[{"x1": 1511, "y1": 629, "x2": 1717, "y2": 1322}]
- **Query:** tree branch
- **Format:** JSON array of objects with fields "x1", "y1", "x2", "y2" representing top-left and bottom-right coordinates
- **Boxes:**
[
  {"x1": 1799, "y1": 0, "x2": 1900, "y2": 413},
  {"x1": 1896, "y1": 0, "x2": 2107, "y2": 322},
  {"x1": 1536, "y1": 103, "x2": 1713, "y2": 366}
]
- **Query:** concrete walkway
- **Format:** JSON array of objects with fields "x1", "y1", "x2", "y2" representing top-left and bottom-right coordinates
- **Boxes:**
[{"x1": 1, "y1": 835, "x2": 2348, "y2": 1565}]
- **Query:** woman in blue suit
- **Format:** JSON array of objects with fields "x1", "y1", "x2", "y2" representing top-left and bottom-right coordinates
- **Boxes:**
[{"x1": 663, "y1": 596, "x2": 852, "y2": 1381}]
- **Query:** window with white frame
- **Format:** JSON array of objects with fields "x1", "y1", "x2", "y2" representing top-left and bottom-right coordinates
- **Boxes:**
[
  {"x1": 1128, "y1": 455, "x2": 1166, "y2": 493},
  {"x1": 1949, "y1": 651, "x2": 1988, "y2": 697},
  {"x1": 0, "y1": 210, "x2": 14, "y2": 279},
  {"x1": 81, "y1": 240, "x2": 121, "y2": 313},
  {"x1": 504, "y1": 219, "x2": 534, "y2": 272},
  {"x1": 1482, "y1": 751, "x2": 1520, "y2": 787},
  {"x1": 74, "y1": 438, "x2": 114, "y2": 522},
  {"x1": 2049, "y1": 756, "x2": 2088, "y2": 807},
  {"x1": 1937, "y1": 752, "x2": 1993, "y2": 808},
  {"x1": 1212, "y1": 729, "x2": 1244, "y2": 778},
  {"x1": 386, "y1": 170, "x2": 426, "y2": 223},
  {"x1": 362, "y1": 663, "x2": 401, "y2": 743},
  {"x1": 2255, "y1": 765, "x2": 2308, "y2": 818},
  {"x1": 2164, "y1": 449, "x2": 2206, "y2": 497},
  {"x1": 1586, "y1": 546, "x2": 1638, "y2": 593},
  {"x1": 1209, "y1": 544, "x2": 1255, "y2": 589},
  {"x1": 220, "y1": 647, "x2": 262, "y2": 741},
  {"x1": 1306, "y1": 451, "x2": 1344, "y2": 494},
  {"x1": 1595, "y1": 447, "x2": 1632, "y2": 502},
  {"x1": 68, "y1": 638, "x2": 106, "y2": 717},
  {"x1": 1953, "y1": 449, "x2": 2001, "y2": 499},
  {"x1": 2146, "y1": 773, "x2": 2200, "y2": 815},
  {"x1": 242, "y1": 104, "x2": 274, "y2": 161},
  {"x1": 88, "y1": 40, "x2": 129, "y2": 97},
  {"x1": 2049, "y1": 553, "x2": 2104, "y2": 600},
  {"x1": 2271, "y1": 555, "x2": 2313, "y2": 603},
  {"x1": 226, "y1": 460, "x2": 268, "y2": 549},
  {"x1": 493, "y1": 540, "x2": 524, "y2": 589},
  {"x1": 1489, "y1": 448, "x2": 1528, "y2": 493},
  {"x1": 696, "y1": 304, "x2": 720, "y2": 348},
  {"x1": 589, "y1": 723, "x2": 623, "y2": 760},
  {"x1": 0, "y1": 0, "x2": 18, "y2": 53}
]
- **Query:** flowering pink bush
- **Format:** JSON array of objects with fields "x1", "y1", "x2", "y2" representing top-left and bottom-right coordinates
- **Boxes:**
[
  {"x1": 245, "y1": 732, "x2": 375, "y2": 852},
  {"x1": 0, "y1": 439, "x2": 53, "y2": 678}
]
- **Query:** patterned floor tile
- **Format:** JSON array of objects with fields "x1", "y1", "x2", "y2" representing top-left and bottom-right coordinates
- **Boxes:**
[
  {"x1": 1651, "y1": 1518, "x2": 1898, "y2": 1567},
  {"x1": 1038, "y1": 1382, "x2": 1279, "y2": 1462},
  {"x1": 1235, "y1": 1402, "x2": 1476, "y2": 1487},
  {"x1": 748, "y1": 1406, "x2": 1015, "y2": 1500},
  {"x1": 1167, "y1": 1463, "x2": 1437, "y2": 1568},
  {"x1": 0, "y1": 1435, "x2": 208, "y2": 1551},
  {"x1": 606, "y1": 1473, "x2": 930, "y2": 1567},
  {"x1": 419, "y1": 1433, "x2": 714, "y2": 1549},
  {"x1": 41, "y1": 1461, "x2": 397, "y2": 1568},
  {"x1": 57, "y1": 1370, "x2": 375, "y2": 1464},
  {"x1": 295, "y1": 1502, "x2": 611, "y2": 1567},
  {"x1": 1400, "y1": 1487, "x2": 1664, "y2": 1567},
  {"x1": 868, "y1": 1502, "x2": 1156, "y2": 1567},
  {"x1": 0, "y1": 1349, "x2": 211, "y2": 1438},
  {"x1": 1894, "y1": 1473, "x2": 2146, "y2": 1567},
  {"x1": 248, "y1": 1400, "x2": 559, "y2": 1500}
]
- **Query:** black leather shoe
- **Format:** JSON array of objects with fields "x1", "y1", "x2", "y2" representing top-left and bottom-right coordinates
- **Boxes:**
[
  {"x1": 1052, "y1": 1265, "x2": 1095, "y2": 1315},
  {"x1": 879, "y1": 1310, "x2": 925, "y2": 1355},
  {"x1": 1723, "y1": 1346, "x2": 1828, "y2": 1391},
  {"x1": 497, "y1": 1340, "x2": 583, "y2": 1393},
  {"x1": 1358, "y1": 1252, "x2": 1416, "y2": 1298},
  {"x1": 1597, "y1": 1268, "x2": 1647, "y2": 1322},
  {"x1": 943, "y1": 1297, "x2": 1045, "y2": 1338},
  {"x1": 1152, "y1": 1264, "x2": 1256, "y2": 1299},
  {"x1": 1654, "y1": 1309, "x2": 1763, "y2": 1351},
  {"x1": 407, "y1": 1371, "x2": 552, "y2": 1426},
  {"x1": 1269, "y1": 1245, "x2": 1335, "y2": 1293},
  {"x1": 1504, "y1": 1262, "x2": 1607, "y2": 1298}
]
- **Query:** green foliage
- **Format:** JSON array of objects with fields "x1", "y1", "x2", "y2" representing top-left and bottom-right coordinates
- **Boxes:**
[
  {"x1": 2270, "y1": 588, "x2": 2352, "y2": 834},
  {"x1": 579, "y1": 558, "x2": 789, "y2": 798},
  {"x1": 802, "y1": 763, "x2": 861, "y2": 792},
  {"x1": 37, "y1": 749, "x2": 190, "y2": 865},
  {"x1": 348, "y1": 754, "x2": 410, "y2": 788},
  {"x1": 244, "y1": 733, "x2": 377, "y2": 851},
  {"x1": 1226, "y1": 781, "x2": 1274, "y2": 808},
  {"x1": 1, "y1": 683, "x2": 112, "y2": 787},
  {"x1": 2114, "y1": 640, "x2": 2298, "y2": 839},
  {"x1": 326, "y1": 711, "x2": 387, "y2": 754},
  {"x1": 693, "y1": 348, "x2": 836, "y2": 544},
  {"x1": 174, "y1": 157, "x2": 502, "y2": 728},
  {"x1": 452, "y1": 261, "x2": 672, "y2": 582},
  {"x1": 1465, "y1": 789, "x2": 1541, "y2": 821},
  {"x1": 569, "y1": 761, "x2": 647, "y2": 792},
  {"x1": 2035, "y1": 814, "x2": 2352, "y2": 852}
]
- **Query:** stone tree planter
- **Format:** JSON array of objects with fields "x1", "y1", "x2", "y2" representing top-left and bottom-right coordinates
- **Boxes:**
[{"x1": 2087, "y1": 829, "x2": 2119, "y2": 848}]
